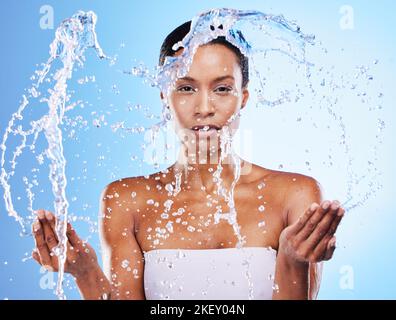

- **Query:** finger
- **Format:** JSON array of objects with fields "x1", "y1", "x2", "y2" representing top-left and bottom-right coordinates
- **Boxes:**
[
  {"x1": 327, "y1": 207, "x2": 344, "y2": 236},
  {"x1": 66, "y1": 222, "x2": 81, "y2": 248},
  {"x1": 323, "y1": 237, "x2": 337, "y2": 260},
  {"x1": 287, "y1": 202, "x2": 319, "y2": 234},
  {"x1": 43, "y1": 212, "x2": 77, "y2": 259},
  {"x1": 309, "y1": 233, "x2": 333, "y2": 262},
  {"x1": 40, "y1": 210, "x2": 59, "y2": 253},
  {"x1": 312, "y1": 207, "x2": 344, "y2": 255},
  {"x1": 296, "y1": 200, "x2": 332, "y2": 241},
  {"x1": 32, "y1": 218, "x2": 52, "y2": 267},
  {"x1": 305, "y1": 201, "x2": 341, "y2": 249},
  {"x1": 44, "y1": 210, "x2": 58, "y2": 238},
  {"x1": 32, "y1": 250, "x2": 42, "y2": 265}
]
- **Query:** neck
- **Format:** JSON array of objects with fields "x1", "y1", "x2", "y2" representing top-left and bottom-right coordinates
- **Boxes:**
[{"x1": 171, "y1": 144, "x2": 242, "y2": 194}]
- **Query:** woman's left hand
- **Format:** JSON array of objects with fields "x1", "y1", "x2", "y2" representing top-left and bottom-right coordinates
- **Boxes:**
[{"x1": 278, "y1": 200, "x2": 345, "y2": 264}]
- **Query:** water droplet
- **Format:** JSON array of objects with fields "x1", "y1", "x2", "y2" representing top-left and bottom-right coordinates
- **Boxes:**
[
  {"x1": 29, "y1": 87, "x2": 39, "y2": 98},
  {"x1": 165, "y1": 183, "x2": 173, "y2": 194},
  {"x1": 272, "y1": 283, "x2": 280, "y2": 292},
  {"x1": 164, "y1": 199, "x2": 173, "y2": 209},
  {"x1": 177, "y1": 251, "x2": 186, "y2": 259},
  {"x1": 377, "y1": 119, "x2": 385, "y2": 132},
  {"x1": 165, "y1": 221, "x2": 174, "y2": 233},
  {"x1": 257, "y1": 182, "x2": 265, "y2": 190},
  {"x1": 258, "y1": 205, "x2": 265, "y2": 212},
  {"x1": 161, "y1": 213, "x2": 169, "y2": 219},
  {"x1": 121, "y1": 260, "x2": 129, "y2": 269}
]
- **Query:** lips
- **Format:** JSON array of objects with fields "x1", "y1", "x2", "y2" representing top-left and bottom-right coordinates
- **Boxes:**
[{"x1": 191, "y1": 124, "x2": 221, "y2": 131}]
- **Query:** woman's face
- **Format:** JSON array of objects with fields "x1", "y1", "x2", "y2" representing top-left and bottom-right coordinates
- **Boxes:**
[{"x1": 165, "y1": 44, "x2": 249, "y2": 156}]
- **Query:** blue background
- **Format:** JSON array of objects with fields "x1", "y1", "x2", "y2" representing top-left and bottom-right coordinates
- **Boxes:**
[{"x1": 0, "y1": 0, "x2": 395, "y2": 299}]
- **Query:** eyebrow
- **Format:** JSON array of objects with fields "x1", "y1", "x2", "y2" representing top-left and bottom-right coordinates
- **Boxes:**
[{"x1": 177, "y1": 75, "x2": 235, "y2": 83}]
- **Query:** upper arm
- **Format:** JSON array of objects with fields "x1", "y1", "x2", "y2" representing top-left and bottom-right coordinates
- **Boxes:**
[
  {"x1": 285, "y1": 174, "x2": 324, "y2": 299},
  {"x1": 285, "y1": 174, "x2": 323, "y2": 227},
  {"x1": 99, "y1": 181, "x2": 145, "y2": 300}
]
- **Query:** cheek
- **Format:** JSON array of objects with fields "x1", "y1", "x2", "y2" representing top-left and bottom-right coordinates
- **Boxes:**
[
  {"x1": 169, "y1": 93, "x2": 193, "y2": 109},
  {"x1": 168, "y1": 99, "x2": 190, "y2": 126},
  {"x1": 174, "y1": 98, "x2": 189, "y2": 109},
  {"x1": 169, "y1": 95, "x2": 197, "y2": 123},
  {"x1": 218, "y1": 94, "x2": 242, "y2": 114}
]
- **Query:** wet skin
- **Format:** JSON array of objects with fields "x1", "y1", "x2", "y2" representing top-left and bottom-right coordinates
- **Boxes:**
[{"x1": 32, "y1": 44, "x2": 344, "y2": 300}]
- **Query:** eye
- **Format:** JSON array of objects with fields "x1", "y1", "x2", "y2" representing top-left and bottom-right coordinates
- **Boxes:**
[
  {"x1": 214, "y1": 85, "x2": 233, "y2": 93},
  {"x1": 177, "y1": 85, "x2": 196, "y2": 93}
]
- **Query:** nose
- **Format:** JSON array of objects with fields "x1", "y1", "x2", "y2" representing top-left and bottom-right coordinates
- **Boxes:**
[{"x1": 194, "y1": 91, "x2": 215, "y2": 118}]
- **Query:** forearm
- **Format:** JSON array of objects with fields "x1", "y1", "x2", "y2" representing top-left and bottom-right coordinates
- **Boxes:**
[
  {"x1": 272, "y1": 251, "x2": 310, "y2": 300},
  {"x1": 73, "y1": 264, "x2": 113, "y2": 300}
]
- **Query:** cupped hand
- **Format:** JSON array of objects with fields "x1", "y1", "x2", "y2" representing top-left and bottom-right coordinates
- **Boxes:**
[{"x1": 278, "y1": 200, "x2": 345, "y2": 264}]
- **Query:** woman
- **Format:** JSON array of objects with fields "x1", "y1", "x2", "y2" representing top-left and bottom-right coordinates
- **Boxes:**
[{"x1": 31, "y1": 20, "x2": 344, "y2": 300}]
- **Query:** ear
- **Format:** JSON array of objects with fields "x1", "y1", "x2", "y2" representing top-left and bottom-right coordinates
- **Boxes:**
[
  {"x1": 161, "y1": 92, "x2": 171, "y2": 110},
  {"x1": 241, "y1": 87, "x2": 249, "y2": 109}
]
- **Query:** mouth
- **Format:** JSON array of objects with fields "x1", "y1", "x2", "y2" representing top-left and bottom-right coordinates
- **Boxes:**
[{"x1": 190, "y1": 124, "x2": 221, "y2": 132}]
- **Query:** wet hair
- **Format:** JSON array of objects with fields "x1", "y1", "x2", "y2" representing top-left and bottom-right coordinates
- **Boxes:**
[{"x1": 159, "y1": 21, "x2": 249, "y2": 88}]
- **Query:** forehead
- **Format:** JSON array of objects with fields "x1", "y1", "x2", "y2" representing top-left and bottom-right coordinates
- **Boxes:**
[{"x1": 176, "y1": 44, "x2": 242, "y2": 81}]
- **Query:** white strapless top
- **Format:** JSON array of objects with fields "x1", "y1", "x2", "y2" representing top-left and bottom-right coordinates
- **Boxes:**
[{"x1": 143, "y1": 247, "x2": 277, "y2": 300}]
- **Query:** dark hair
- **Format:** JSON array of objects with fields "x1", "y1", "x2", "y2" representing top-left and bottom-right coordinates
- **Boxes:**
[{"x1": 159, "y1": 21, "x2": 249, "y2": 88}]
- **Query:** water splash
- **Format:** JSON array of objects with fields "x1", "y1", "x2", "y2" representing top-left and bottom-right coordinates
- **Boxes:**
[
  {"x1": 1, "y1": 10, "x2": 106, "y2": 299},
  {"x1": 0, "y1": 7, "x2": 385, "y2": 299}
]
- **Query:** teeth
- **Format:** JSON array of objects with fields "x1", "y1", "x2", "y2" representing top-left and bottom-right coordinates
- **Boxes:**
[{"x1": 193, "y1": 125, "x2": 218, "y2": 131}]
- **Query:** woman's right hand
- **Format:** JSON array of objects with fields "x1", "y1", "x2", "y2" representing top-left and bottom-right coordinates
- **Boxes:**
[{"x1": 32, "y1": 210, "x2": 99, "y2": 279}]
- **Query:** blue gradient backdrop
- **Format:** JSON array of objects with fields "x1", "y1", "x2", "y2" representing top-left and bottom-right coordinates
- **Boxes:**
[{"x1": 0, "y1": 0, "x2": 395, "y2": 299}]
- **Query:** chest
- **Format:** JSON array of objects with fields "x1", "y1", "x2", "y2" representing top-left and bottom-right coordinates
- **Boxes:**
[{"x1": 135, "y1": 183, "x2": 285, "y2": 252}]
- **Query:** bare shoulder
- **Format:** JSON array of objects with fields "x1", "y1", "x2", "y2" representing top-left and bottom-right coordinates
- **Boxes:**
[
  {"x1": 99, "y1": 174, "x2": 159, "y2": 243},
  {"x1": 276, "y1": 170, "x2": 321, "y2": 194},
  {"x1": 250, "y1": 163, "x2": 321, "y2": 194},
  {"x1": 101, "y1": 175, "x2": 157, "y2": 203},
  {"x1": 281, "y1": 171, "x2": 322, "y2": 202},
  {"x1": 271, "y1": 169, "x2": 323, "y2": 225},
  {"x1": 247, "y1": 163, "x2": 322, "y2": 220}
]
